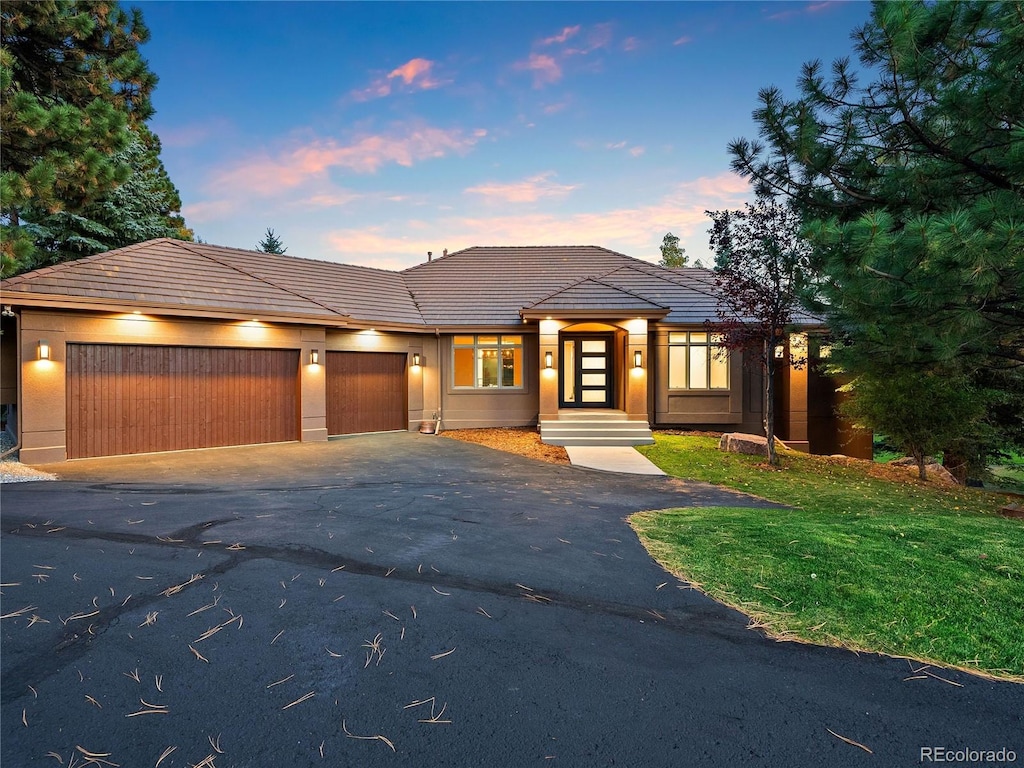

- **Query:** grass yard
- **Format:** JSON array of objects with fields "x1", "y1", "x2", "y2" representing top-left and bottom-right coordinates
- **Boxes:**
[{"x1": 633, "y1": 434, "x2": 1024, "y2": 680}]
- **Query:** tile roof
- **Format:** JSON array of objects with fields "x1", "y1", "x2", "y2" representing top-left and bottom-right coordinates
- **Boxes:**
[
  {"x1": 0, "y1": 239, "x2": 822, "y2": 328},
  {"x1": 526, "y1": 277, "x2": 667, "y2": 313}
]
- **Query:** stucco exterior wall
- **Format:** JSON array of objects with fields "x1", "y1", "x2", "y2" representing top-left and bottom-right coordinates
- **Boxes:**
[{"x1": 438, "y1": 333, "x2": 541, "y2": 429}]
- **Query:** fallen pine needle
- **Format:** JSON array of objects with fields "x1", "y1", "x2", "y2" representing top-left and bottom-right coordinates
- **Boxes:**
[
  {"x1": 385, "y1": 567, "x2": 396, "y2": 577},
  {"x1": 331, "y1": 565, "x2": 346, "y2": 572},
  {"x1": 282, "y1": 691, "x2": 315, "y2": 710},
  {"x1": 161, "y1": 573, "x2": 204, "y2": 597},
  {"x1": 476, "y1": 607, "x2": 492, "y2": 618},
  {"x1": 431, "y1": 586, "x2": 450, "y2": 596},
  {"x1": 656, "y1": 582, "x2": 667, "y2": 590},
  {"x1": 140, "y1": 697, "x2": 167, "y2": 710},
  {"x1": 271, "y1": 629, "x2": 285, "y2": 645},
  {"x1": 187, "y1": 596, "x2": 221, "y2": 617},
  {"x1": 28, "y1": 684, "x2": 37, "y2": 697},
  {"x1": 192, "y1": 755, "x2": 217, "y2": 768},
  {"x1": 85, "y1": 695, "x2": 102, "y2": 709},
  {"x1": 430, "y1": 647, "x2": 456, "y2": 660},
  {"x1": 123, "y1": 668, "x2": 141, "y2": 683},
  {"x1": 410, "y1": 605, "x2": 417, "y2": 619},
  {"x1": 209, "y1": 733, "x2": 224, "y2": 754},
  {"x1": 383, "y1": 609, "x2": 400, "y2": 621},
  {"x1": 45, "y1": 752, "x2": 63, "y2": 764},
  {"x1": 325, "y1": 647, "x2": 344, "y2": 657},
  {"x1": 342, "y1": 720, "x2": 396, "y2": 752},
  {"x1": 826, "y1": 728, "x2": 873, "y2": 754},
  {"x1": 22, "y1": 708, "x2": 27, "y2": 726},
  {"x1": 125, "y1": 709, "x2": 168, "y2": 718},
  {"x1": 188, "y1": 645, "x2": 209, "y2": 663},
  {"x1": 267, "y1": 674, "x2": 294, "y2": 689},
  {"x1": 154, "y1": 746, "x2": 177, "y2": 768},
  {"x1": 515, "y1": 583, "x2": 533, "y2": 592},
  {"x1": 155, "y1": 674, "x2": 163, "y2": 692},
  {"x1": 139, "y1": 611, "x2": 159, "y2": 627}
]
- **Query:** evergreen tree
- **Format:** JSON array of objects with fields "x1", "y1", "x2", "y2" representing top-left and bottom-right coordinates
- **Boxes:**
[
  {"x1": 23, "y1": 127, "x2": 192, "y2": 266},
  {"x1": 256, "y1": 228, "x2": 287, "y2": 255},
  {"x1": 1, "y1": 0, "x2": 170, "y2": 276},
  {"x1": 658, "y1": 232, "x2": 688, "y2": 267},
  {"x1": 707, "y1": 195, "x2": 813, "y2": 466},
  {"x1": 729, "y1": 0, "x2": 1024, "y2": 466}
]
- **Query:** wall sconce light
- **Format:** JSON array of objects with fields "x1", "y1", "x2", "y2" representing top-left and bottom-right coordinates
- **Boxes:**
[
  {"x1": 634, "y1": 349, "x2": 643, "y2": 369},
  {"x1": 1, "y1": 305, "x2": 14, "y2": 317},
  {"x1": 412, "y1": 353, "x2": 422, "y2": 367},
  {"x1": 544, "y1": 351, "x2": 553, "y2": 369},
  {"x1": 38, "y1": 340, "x2": 51, "y2": 360},
  {"x1": 774, "y1": 345, "x2": 785, "y2": 359},
  {"x1": 309, "y1": 349, "x2": 319, "y2": 365}
]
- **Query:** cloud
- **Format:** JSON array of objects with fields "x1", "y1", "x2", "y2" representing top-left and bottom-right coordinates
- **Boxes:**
[
  {"x1": 540, "y1": 25, "x2": 580, "y2": 46},
  {"x1": 768, "y1": 1, "x2": 837, "y2": 21},
  {"x1": 604, "y1": 140, "x2": 645, "y2": 157},
  {"x1": 181, "y1": 199, "x2": 237, "y2": 223},
  {"x1": 207, "y1": 124, "x2": 486, "y2": 198},
  {"x1": 673, "y1": 35, "x2": 693, "y2": 46},
  {"x1": 542, "y1": 101, "x2": 569, "y2": 115},
  {"x1": 325, "y1": 171, "x2": 752, "y2": 268},
  {"x1": 628, "y1": 146, "x2": 646, "y2": 157},
  {"x1": 464, "y1": 172, "x2": 579, "y2": 203},
  {"x1": 512, "y1": 52, "x2": 563, "y2": 88},
  {"x1": 352, "y1": 58, "x2": 446, "y2": 101},
  {"x1": 622, "y1": 36, "x2": 640, "y2": 52},
  {"x1": 565, "y1": 23, "x2": 613, "y2": 56}
]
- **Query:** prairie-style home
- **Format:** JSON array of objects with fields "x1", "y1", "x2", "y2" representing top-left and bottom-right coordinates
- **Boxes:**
[{"x1": 0, "y1": 239, "x2": 868, "y2": 464}]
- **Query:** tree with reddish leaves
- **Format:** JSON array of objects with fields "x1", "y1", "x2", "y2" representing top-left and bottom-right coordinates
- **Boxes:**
[{"x1": 707, "y1": 194, "x2": 813, "y2": 466}]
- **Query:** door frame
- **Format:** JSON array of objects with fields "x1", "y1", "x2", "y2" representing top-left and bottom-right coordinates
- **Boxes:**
[{"x1": 558, "y1": 333, "x2": 615, "y2": 408}]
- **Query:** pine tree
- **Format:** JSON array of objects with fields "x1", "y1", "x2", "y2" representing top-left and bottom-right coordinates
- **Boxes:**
[
  {"x1": 658, "y1": 232, "x2": 688, "y2": 267},
  {"x1": 1, "y1": 1, "x2": 167, "y2": 276},
  {"x1": 729, "y1": 0, "x2": 1024, "y2": 469},
  {"x1": 256, "y1": 228, "x2": 287, "y2": 255}
]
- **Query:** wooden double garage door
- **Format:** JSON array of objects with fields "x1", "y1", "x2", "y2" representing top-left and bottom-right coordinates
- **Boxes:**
[{"x1": 66, "y1": 345, "x2": 407, "y2": 459}]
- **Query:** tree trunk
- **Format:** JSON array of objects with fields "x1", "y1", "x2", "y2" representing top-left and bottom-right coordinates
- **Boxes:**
[
  {"x1": 764, "y1": 340, "x2": 778, "y2": 466},
  {"x1": 942, "y1": 450, "x2": 968, "y2": 484},
  {"x1": 914, "y1": 450, "x2": 928, "y2": 481}
]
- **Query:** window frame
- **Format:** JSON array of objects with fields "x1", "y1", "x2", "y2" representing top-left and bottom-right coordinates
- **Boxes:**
[
  {"x1": 451, "y1": 334, "x2": 525, "y2": 390},
  {"x1": 667, "y1": 331, "x2": 729, "y2": 391}
]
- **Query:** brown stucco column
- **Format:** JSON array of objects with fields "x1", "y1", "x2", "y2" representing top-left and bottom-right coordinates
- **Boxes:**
[
  {"x1": 19, "y1": 312, "x2": 68, "y2": 464},
  {"x1": 624, "y1": 318, "x2": 649, "y2": 421},
  {"x1": 785, "y1": 333, "x2": 810, "y2": 452},
  {"x1": 538, "y1": 319, "x2": 563, "y2": 420},
  {"x1": 300, "y1": 328, "x2": 328, "y2": 442}
]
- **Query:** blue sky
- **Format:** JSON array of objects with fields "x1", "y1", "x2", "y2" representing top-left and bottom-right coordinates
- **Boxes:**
[{"x1": 140, "y1": 1, "x2": 871, "y2": 269}]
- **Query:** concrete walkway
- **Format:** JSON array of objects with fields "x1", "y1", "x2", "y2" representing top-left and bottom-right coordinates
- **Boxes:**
[{"x1": 565, "y1": 445, "x2": 666, "y2": 475}]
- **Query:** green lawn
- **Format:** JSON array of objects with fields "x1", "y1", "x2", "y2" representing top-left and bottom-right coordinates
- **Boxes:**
[{"x1": 632, "y1": 434, "x2": 1024, "y2": 680}]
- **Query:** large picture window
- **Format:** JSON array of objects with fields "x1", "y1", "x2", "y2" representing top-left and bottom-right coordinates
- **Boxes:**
[
  {"x1": 453, "y1": 335, "x2": 524, "y2": 389},
  {"x1": 668, "y1": 332, "x2": 728, "y2": 390}
]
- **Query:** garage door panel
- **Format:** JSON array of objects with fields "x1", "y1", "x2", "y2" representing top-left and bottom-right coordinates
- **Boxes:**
[
  {"x1": 326, "y1": 352, "x2": 407, "y2": 436},
  {"x1": 67, "y1": 345, "x2": 299, "y2": 459}
]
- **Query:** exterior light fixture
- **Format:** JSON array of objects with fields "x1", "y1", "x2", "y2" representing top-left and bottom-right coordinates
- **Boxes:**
[
  {"x1": 38, "y1": 340, "x2": 51, "y2": 360},
  {"x1": 412, "y1": 353, "x2": 422, "y2": 367},
  {"x1": 544, "y1": 351, "x2": 553, "y2": 369},
  {"x1": 1, "y1": 305, "x2": 14, "y2": 317},
  {"x1": 634, "y1": 350, "x2": 643, "y2": 369},
  {"x1": 774, "y1": 345, "x2": 785, "y2": 359},
  {"x1": 309, "y1": 349, "x2": 320, "y2": 365}
]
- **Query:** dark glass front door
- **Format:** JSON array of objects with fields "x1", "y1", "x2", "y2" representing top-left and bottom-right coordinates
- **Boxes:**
[{"x1": 559, "y1": 334, "x2": 613, "y2": 408}]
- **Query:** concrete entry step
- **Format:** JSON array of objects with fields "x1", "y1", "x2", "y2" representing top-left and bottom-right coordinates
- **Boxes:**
[
  {"x1": 565, "y1": 445, "x2": 665, "y2": 475},
  {"x1": 540, "y1": 414, "x2": 655, "y2": 447}
]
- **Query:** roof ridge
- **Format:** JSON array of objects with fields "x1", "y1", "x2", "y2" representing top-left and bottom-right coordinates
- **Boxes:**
[
  {"x1": 173, "y1": 241, "x2": 352, "y2": 319},
  {"x1": 195, "y1": 240, "x2": 410, "y2": 276},
  {"x1": 527, "y1": 273, "x2": 667, "y2": 310},
  {"x1": 609, "y1": 262, "x2": 725, "y2": 303}
]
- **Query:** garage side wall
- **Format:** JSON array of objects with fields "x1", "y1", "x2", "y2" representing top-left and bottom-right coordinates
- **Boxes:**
[{"x1": 17, "y1": 310, "x2": 330, "y2": 464}]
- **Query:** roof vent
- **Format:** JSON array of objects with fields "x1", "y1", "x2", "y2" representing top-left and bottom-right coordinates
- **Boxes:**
[
  {"x1": 427, "y1": 251, "x2": 432, "y2": 262},
  {"x1": 443, "y1": 248, "x2": 448, "y2": 258}
]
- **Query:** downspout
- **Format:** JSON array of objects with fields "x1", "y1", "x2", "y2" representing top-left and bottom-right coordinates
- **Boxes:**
[
  {"x1": 0, "y1": 309, "x2": 22, "y2": 460},
  {"x1": 434, "y1": 328, "x2": 443, "y2": 434}
]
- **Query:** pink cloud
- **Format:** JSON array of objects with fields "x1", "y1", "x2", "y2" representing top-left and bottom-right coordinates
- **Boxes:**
[
  {"x1": 628, "y1": 146, "x2": 646, "y2": 157},
  {"x1": 206, "y1": 124, "x2": 486, "y2": 199},
  {"x1": 325, "y1": 171, "x2": 753, "y2": 269},
  {"x1": 542, "y1": 101, "x2": 569, "y2": 115},
  {"x1": 622, "y1": 36, "x2": 640, "y2": 52},
  {"x1": 352, "y1": 58, "x2": 445, "y2": 101},
  {"x1": 768, "y1": 1, "x2": 836, "y2": 21},
  {"x1": 565, "y1": 23, "x2": 613, "y2": 56},
  {"x1": 464, "y1": 172, "x2": 579, "y2": 203},
  {"x1": 513, "y1": 52, "x2": 562, "y2": 88},
  {"x1": 540, "y1": 25, "x2": 581, "y2": 46},
  {"x1": 673, "y1": 35, "x2": 693, "y2": 46}
]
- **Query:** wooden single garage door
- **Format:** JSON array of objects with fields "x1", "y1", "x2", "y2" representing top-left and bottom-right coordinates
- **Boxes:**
[
  {"x1": 326, "y1": 352, "x2": 407, "y2": 436},
  {"x1": 67, "y1": 344, "x2": 299, "y2": 459}
]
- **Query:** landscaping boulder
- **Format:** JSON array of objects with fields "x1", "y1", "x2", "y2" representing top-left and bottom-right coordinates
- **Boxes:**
[{"x1": 718, "y1": 433, "x2": 769, "y2": 457}]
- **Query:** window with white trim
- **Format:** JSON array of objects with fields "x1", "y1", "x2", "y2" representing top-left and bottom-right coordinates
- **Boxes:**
[
  {"x1": 452, "y1": 335, "x2": 524, "y2": 389},
  {"x1": 668, "y1": 332, "x2": 729, "y2": 390}
]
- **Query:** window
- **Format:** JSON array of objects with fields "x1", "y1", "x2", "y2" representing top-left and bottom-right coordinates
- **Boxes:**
[
  {"x1": 668, "y1": 332, "x2": 728, "y2": 390},
  {"x1": 453, "y1": 335, "x2": 524, "y2": 389}
]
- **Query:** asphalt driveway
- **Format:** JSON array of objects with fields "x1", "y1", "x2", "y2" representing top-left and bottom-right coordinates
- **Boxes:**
[{"x1": 2, "y1": 434, "x2": 1021, "y2": 767}]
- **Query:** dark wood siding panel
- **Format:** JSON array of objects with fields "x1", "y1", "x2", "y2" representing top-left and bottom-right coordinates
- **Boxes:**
[
  {"x1": 326, "y1": 352, "x2": 407, "y2": 436},
  {"x1": 66, "y1": 345, "x2": 299, "y2": 459}
]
